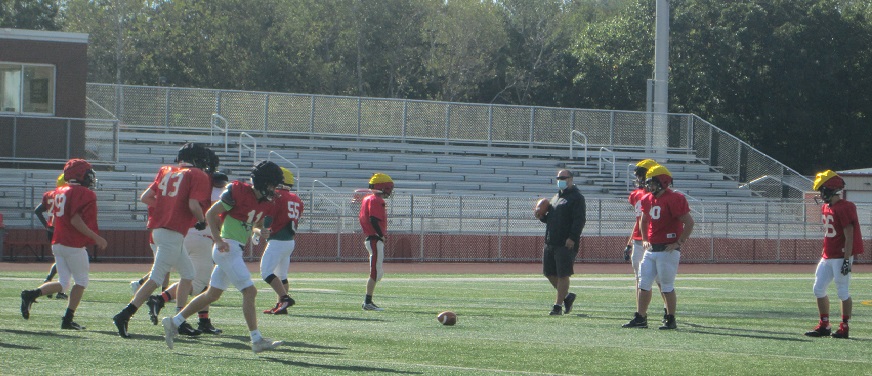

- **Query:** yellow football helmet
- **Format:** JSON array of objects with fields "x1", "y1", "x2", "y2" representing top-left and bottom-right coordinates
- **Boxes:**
[
  {"x1": 368, "y1": 173, "x2": 394, "y2": 197},
  {"x1": 280, "y1": 167, "x2": 295, "y2": 187}
]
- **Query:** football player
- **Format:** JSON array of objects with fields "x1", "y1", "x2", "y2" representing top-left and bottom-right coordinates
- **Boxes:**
[
  {"x1": 625, "y1": 159, "x2": 668, "y2": 324},
  {"x1": 33, "y1": 173, "x2": 69, "y2": 300},
  {"x1": 113, "y1": 143, "x2": 212, "y2": 338},
  {"x1": 147, "y1": 154, "x2": 229, "y2": 335},
  {"x1": 261, "y1": 167, "x2": 304, "y2": 314},
  {"x1": 359, "y1": 173, "x2": 394, "y2": 311},
  {"x1": 622, "y1": 165, "x2": 693, "y2": 330},
  {"x1": 20, "y1": 159, "x2": 107, "y2": 330},
  {"x1": 804, "y1": 170, "x2": 863, "y2": 339},
  {"x1": 163, "y1": 161, "x2": 284, "y2": 354}
]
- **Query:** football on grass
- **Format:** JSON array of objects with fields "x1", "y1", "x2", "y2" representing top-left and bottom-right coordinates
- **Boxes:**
[
  {"x1": 437, "y1": 311, "x2": 457, "y2": 326},
  {"x1": 534, "y1": 198, "x2": 550, "y2": 218}
]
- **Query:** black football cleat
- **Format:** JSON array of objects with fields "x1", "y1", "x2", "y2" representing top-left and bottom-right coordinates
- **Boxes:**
[
  {"x1": 659, "y1": 314, "x2": 677, "y2": 330},
  {"x1": 146, "y1": 295, "x2": 165, "y2": 325},
  {"x1": 198, "y1": 318, "x2": 223, "y2": 335},
  {"x1": 622, "y1": 312, "x2": 648, "y2": 328},
  {"x1": 113, "y1": 313, "x2": 132, "y2": 338},
  {"x1": 20, "y1": 290, "x2": 40, "y2": 320},
  {"x1": 831, "y1": 323, "x2": 849, "y2": 339},
  {"x1": 61, "y1": 320, "x2": 86, "y2": 330},
  {"x1": 549, "y1": 304, "x2": 563, "y2": 316},
  {"x1": 178, "y1": 322, "x2": 202, "y2": 336},
  {"x1": 804, "y1": 322, "x2": 832, "y2": 337},
  {"x1": 563, "y1": 293, "x2": 576, "y2": 314}
]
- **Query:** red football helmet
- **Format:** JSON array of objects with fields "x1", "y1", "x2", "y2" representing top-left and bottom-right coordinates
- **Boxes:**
[{"x1": 63, "y1": 159, "x2": 96, "y2": 189}]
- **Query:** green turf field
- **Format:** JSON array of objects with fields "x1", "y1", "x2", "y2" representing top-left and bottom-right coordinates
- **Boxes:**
[{"x1": 1, "y1": 271, "x2": 870, "y2": 375}]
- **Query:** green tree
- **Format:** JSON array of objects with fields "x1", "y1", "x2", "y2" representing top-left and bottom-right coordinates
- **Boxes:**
[
  {"x1": 421, "y1": 0, "x2": 508, "y2": 102},
  {"x1": 0, "y1": 0, "x2": 62, "y2": 30},
  {"x1": 570, "y1": 0, "x2": 653, "y2": 110}
]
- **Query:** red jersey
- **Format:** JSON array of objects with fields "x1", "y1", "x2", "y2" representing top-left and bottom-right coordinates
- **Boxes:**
[
  {"x1": 41, "y1": 190, "x2": 57, "y2": 227},
  {"x1": 218, "y1": 181, "x2": 276, "y2": 243},
  {"x1": 50, "y1": 184, "x2": 99, "y2": 248},
  {"x1": 629, "y1": 188, "x2": 648, "y2": 241},
  {"x1": 641, "y1": 189, "x2": 690, "y2": 244},
  {"x1": 358, "y1": 194, "x2": 387, "y2": 237},
  {"x1": 271, "y1": 189, "x2": 304, "y2": 233},
  {"x1": 821, "y1": 200, "x2": 864, "y2": 258},
  {"x1": 146, "y1": 165, "x2": 211, "y2": 234}
]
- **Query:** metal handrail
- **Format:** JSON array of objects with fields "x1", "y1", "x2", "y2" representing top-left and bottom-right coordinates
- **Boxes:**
[
  {"x1": 673, "y1": 189, "x2": 706, "y2": 222},
  {"x1": 740, "y1": 175, "x2": 809, "y2": 193},
  {"x1": 626, "y1": 163, "x2": 635, "y2": 192},
  {"x1": 311, "y1": 179, "x2": 346, "y2": 232},
  {"x1": 211, "y1": 113, "x2": 229, "y2": 153},
  {"x1": 569, "y1": 130, "x2": 588, "y2": 165},
  {"x1": 268, "y1": 151, "x2": 300, "y2": 190},
  {"x1": 598, "y1": 147, "x2": 616, "y2": 183},
  {"x1": 238, "y1": 132, "x2": 257, "y2": 163}
]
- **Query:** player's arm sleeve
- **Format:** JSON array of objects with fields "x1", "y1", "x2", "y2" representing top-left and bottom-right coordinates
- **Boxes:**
[
  {"x1": 34, "y1": 202, "x2": 49, "y2": 228},
  {"x1": 219, "y1": 187, "x2": 235, "y2": 209},
  {"x1": 569, "y1": 194, "x2": 586, "y2": 241},
  {"x1": 369, "y1": 217, "x2": 385, "y2": 238}
]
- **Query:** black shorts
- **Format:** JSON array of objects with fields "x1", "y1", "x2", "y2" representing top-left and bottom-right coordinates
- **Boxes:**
[{"x1": 543, "y1": 244, "x2": 577, "y2": 277}]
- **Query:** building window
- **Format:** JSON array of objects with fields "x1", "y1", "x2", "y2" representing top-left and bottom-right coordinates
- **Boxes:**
[{"x1": 0, "y1": 63, "x2": 55, "y2": 115}]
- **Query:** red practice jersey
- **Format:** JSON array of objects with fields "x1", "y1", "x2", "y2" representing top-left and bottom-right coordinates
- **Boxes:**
[
  {"x1": 219, "y1": 181, "x2": 276, "y2": 230},
  {"x1": 641, "y1": 189, "x2": 690, "y2": 244},
  {"x1": 821, "y1": 200, "x2": 864, "y2": 259},
  {"x1": 41, "y1": 190, "x2": 57, "y2": 227},
  {"x1": 358, "y1": 194, "x2": 387, "y2": 237},
  {"x1": 146, "y1": 165, "x2": 211, "y2": 234},
  {"x1": 629, "y1": 188, "x2": 648, "y2": 241},
  {"x1": 270, "y1": 189, "x2": 304, "y2": 232},
  {"x1": 51, "y1": 184, "x2": 99, "y2": 248}
]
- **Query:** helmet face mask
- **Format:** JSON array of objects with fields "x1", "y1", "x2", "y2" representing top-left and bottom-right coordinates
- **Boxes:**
[
  {"x1": 634, "y1": 160, "x2": 658, "y2": 188},
  {"x1": 206, "y1": 149, "x2": 219, "y2": 174},
  {"x1": 817, "y1": 186, "x2": 841, "y2": 204},
  {"x1": 634, "y1": 167, "x2": 649, "y2": 189},
  {"x1": 644, "y1": 177, "x2": 662, "y2": 194},
  {"x1": 82, "y1": 170, "x2": 98, "y2": 190},
  {"x1": 370, "y1": 182, "x2": 394, "y2": 197}
]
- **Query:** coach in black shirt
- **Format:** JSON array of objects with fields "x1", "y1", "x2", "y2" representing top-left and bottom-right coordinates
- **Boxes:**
[{"x1": 537, "y1": 169, "x2": 586, "y2": 316}]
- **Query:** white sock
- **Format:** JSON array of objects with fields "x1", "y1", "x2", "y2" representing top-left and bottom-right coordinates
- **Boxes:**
[
  {"x1": 250, "y1": 329, "x2": 263, "y2": 342},
  {"x1": 172, "y1": 314, "x2": 185, "y2": 327}
]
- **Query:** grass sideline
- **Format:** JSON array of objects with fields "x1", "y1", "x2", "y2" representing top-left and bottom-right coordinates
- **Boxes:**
[{"x1": 0, "y1": 271, "x2": 870, "y2": 375}]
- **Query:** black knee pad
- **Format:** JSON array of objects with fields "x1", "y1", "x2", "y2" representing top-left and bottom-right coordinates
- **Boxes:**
[
  {"x1": 264, "y1": 274, "x2": 277, "y2": 284},
  {"x1": 281, "y1": 279, "x2": 288, "y2": 285}
]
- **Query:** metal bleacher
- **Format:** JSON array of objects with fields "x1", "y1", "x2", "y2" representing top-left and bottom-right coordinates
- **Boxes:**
[{"x1": 0, "y1": 121, "x2": 770, "y2": 232}]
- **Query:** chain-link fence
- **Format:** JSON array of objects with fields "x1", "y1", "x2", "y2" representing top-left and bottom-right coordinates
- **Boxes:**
[
  {"x1": 279, "y1": 192, "x2": 869, "y2": 263},
  {"x1": 3, "y1": 185, "x2": 869, "y2": 263}
]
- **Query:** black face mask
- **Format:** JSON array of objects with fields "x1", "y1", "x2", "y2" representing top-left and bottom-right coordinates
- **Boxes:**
[
  {"x1": 645, "y1": 179, "x2": 663, "y2": 194},
  {"x1": 817, "y1": 187, "x2": 838, "y2": 204},
  {"x1": 257, "y1": 186, "x2": 276, "y2": 202}
]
